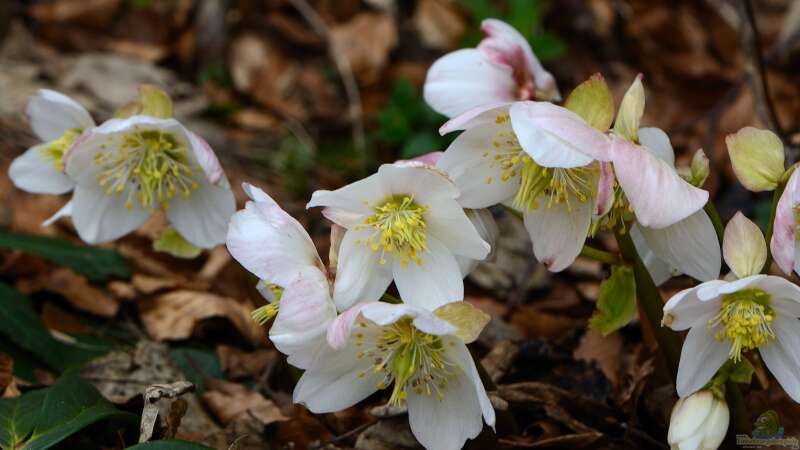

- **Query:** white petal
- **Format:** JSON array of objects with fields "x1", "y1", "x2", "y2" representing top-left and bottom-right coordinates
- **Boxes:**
[
  {"x1": 393, "y1": 236, "x2": 463, "y2": 310},
  {"x1": 752, "y1": 276, "x2": 800, "y2": 317},
  {"x1": 9, "y1": 144, "x2": 75, "y2": 195},
  {"x1": 523, "y1": 195, "x2": 592, "y2": 272},
  {"x1": 423, "y1": 48, "x2": 517, "y2": 118},
  {"x1": 510, "y1": 102, "x2": 610, "y2": 168},
  {"x1": 668, "y1": 391, "x2": 713, "y2": 444},
  {"x1": 447, "y1": 340, "x2": 495, "y2": 428},
  {"x1": 759, "y1": 316, "x2": 800, "y2": 403},
  {"x1": 359, "y1": 302, "x2": 458, "y2": 336},
  {"x1": 456, "y1": 209, "x2": 499, "y2": 277},
  {"x1": 770, "y1": 168, "x2": 800, "y2": 275},
  {"x1": 663, "y1": 283, "x2": 724, "y2": 331},
  {"x1": 638, "y1": 211, "x2": 721, "y2": 283},
  {"x1": 701, "y1": 398, "x2": 730, "y2": 450},
  {"x1": 631, "y1": 224, "x2": 678, "y2": 286},
  {"x1": 322, "y1": 207, "x2": 363, "y2": 228},
  {"x1": 703, "y1": 275, "x2": 766, "y2": 299},
  {"x1": 42, "y1": 201, "x2": 73, "y2": 227},
  {"x1": 226, "y1": 187, "x2": 323, "y2": 287},
  {"x1": 426, "y1": 200, "x2": 490, "y2": 260},
  {"x1": 439, "y1": 102, "x2": 512, "y2": 135},
  {"x1": 638, "y1": 127, "x2": 675, "y2": 166},
  {"x1": 676, "y1": 325, "x2": 730, "y2": 397},
  {"x1": 407, "y1": 340, "x2": 487, "y2": 450},
  {"x1": 70, "y1": 184, "x2": 150, "y2": 244},
  {"x1": 167, "y1": 177, "x2": 235, "y2": 248},
  {"x1": 723, "y1": 211, "x2": 767, "y2": 278},
  {"x1": 187, "y1": 131, "x2": 224, "y2": 184},
  {"x1": 437, "y1": 124, "x2": 521, "y2": 208},
  {"x1": 306, "y1": 172, "x2": 384, "y2": 219},
  {"x1": 293, "y1": 345, "x2": 382, "y2": 413},
  {"x1": 270, "y1": 268, "x2": 337, "y2": 369},
  {"x1": 377, "y1": 163, "x2": 459, "y2": 206},
  {"x1": 26, "y1": 89, "x2": 94, "y2": 142},
  {"x1": 332, "y1": 229, "x2": 393, "y2": 310}
]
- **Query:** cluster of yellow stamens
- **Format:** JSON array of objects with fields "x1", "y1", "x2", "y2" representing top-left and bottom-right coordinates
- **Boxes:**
[
  {"x1": 708, "y1": 289, "x2": 775, "y2": 362},
  {"x1": 482, "y1": 114, "x2": 524, "y2": 185},
  {"x1": 40, "y1": 128, "x2": 83, "y2": 171},
  {"x1": 358, "y1": 195, "x2": 428, "y2": 267},
  {"x1": 94, "y1": 129, "x2": 198, "y2": 211},
  {"x1": 251, "y1": 283, "x2": 283, "y2": 325},
  {"x1": 354, "y1": 318, "x2": 459, "y2": 405},
  {"x1": 513, "y1": 157, "x2": 597, "y2": 212}
]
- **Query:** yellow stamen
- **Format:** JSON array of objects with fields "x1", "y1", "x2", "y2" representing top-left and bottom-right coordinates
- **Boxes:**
[
  {"x1": 708, "y1": 289, "x2": 775, "y2": 362},
  {"x1": 39, "y1": 128, "x2": 83, "y2": 171},
  {"x1": 360, "y1": 195, "x2": 428, "y2": 267}
]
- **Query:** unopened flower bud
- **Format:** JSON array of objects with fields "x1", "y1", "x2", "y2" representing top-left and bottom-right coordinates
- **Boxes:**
[
  {"x1": 726, "y1": 127, "x2": 785, "y2": 192},
  {"x1": 668, "y1": 390, "x2": 729, "y2": 450}
]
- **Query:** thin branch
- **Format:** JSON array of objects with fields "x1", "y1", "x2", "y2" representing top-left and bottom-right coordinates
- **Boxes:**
[{"x1": 287, "y1": 0, "x2": 367, "y2": 152}]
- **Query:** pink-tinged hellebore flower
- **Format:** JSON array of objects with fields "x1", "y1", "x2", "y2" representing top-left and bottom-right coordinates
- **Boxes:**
[
  {"x1": 227, "y1": 183, "x2": 337, "y2": 369},
  {"x1": 770, "y1": 166, "x2": 800, "y2": 276},
  {"x1": 295, "y1": 301, "x2": 495, "y2": 450},
  {"x1": 424, "y1": 18, "x2": 559, "y2": 118},
  {"x1": 64, "y1": 115, "x2": 235, "y2": 247},
  {"x1": 436, "y1": 100, "x2": 613, "y2": 272},
  {"x1": 307, "y1": 163, "x2": 491, "y2": 311},
  {"x1": 629, "y1": 128, "x2": 721, "y2": 285},
  {"x1": 667, "y1": 390, "x2": 729, "y2": 450},
  {"x1": 663, "y1": 212, "x2": 800, "y2": 401}
]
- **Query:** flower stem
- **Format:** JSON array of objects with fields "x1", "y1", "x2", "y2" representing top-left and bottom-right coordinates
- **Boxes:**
[
  {"x1": 703, "y1": 201, "x2": 725, "y2": 245},
  {"x1": 762, "y1": 182, "x2": 785, "y2": 273},
  {"x1": 613, "y1": 228, "x2": 682, "y2": 377},
  {"x1": 726, "y1": 379, "x2": 750, "y2": 434},
  {"x1": 580, "y1": 245, "x2": 621, "y2": 265}
]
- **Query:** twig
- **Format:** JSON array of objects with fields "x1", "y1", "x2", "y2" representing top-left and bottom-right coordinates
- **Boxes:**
[
  {"x1": 735, "y1": 0, "x2": 782, "y2": 136},
  {"x1": 287, "y1": 0, "x2": 367, "y2": 152}
]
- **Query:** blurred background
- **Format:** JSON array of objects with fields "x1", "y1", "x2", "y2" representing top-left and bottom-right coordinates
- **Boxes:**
[{"x1": 1, "y1": 1, "x2": 800, "y2": 449}]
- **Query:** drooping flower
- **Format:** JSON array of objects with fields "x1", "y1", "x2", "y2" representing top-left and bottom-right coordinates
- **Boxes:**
[
  {"x1": 424, "y1": 18, "x2": 559, "y2": 118},
  {"x1": 294, "y1": 301, "x2": 495, "y2": 450},
  {"x1": 667, "y1": 390, "x2": 729, "y2": 450},
  {"x1": 9, "y1": 90, "x2": 95, "y2": 223},
  {"x1": 769, "y1": 164, "x2": 800, "y2": 276},
  {"x1": 663, "y1": 212, "x2": 800, "y2": 401},
  {"x1": 628, "y1": 129, "x2": 721, "y2": 285},
  {"x1": 227, "y1": 183, "x2": 337, "y2": 369},
  {"x1": 63, "y1": 114, "x2": 235, "y2": 247},
  {"x1": 307, "y1": 162, "x2": 491, "y2": 311}
]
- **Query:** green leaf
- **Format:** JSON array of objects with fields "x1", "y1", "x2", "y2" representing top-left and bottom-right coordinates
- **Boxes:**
[
  {"x1": 399, "y1": 133, "x2": 443, "y2": 159},
  {"x1": 508, "y1": 0, "x2": 539, "y2": 39},
  {"x1": 530, "y1": 32, "x2": 567, "y2": 61},
  {"x1": 0, "y1": 370, "x2": 135, "y2": 450},
  {"x1": 589, "y1": 266, "x2": 637, "y2": 336},
  {"x1": 169, "y1": 347, "x2": 222, "y2": 394},
  {"x1": 153, "y1": 227, "x2": 202, "y2": 259},
  {"x1": 728, "y1": 359, "x2": 755, "y2": 384},
  {"x1": 0, "y1": 283, "x2": 107, "y2": 371},
  {"x1": 0, "y1": 232, "x2": 130, "y2": 282},
  {"x1": 459, "y1": 0, "x2": 501, "y2": 22},
  {"x1": 126, "y1": 441, "x2": 216, "y2": 450}
]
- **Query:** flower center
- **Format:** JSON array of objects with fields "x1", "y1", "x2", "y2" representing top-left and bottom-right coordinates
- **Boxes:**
[
  {"x1": 708, "y1": 289, "x2": 775, "y2": 362},
  {"x1": 360, "y1": 195, "x2": 428, "y2": 267},
  {"x1": 40, "y1": 128, "x2": 83, "y2": 172},
  {"x1": 482, "y1": 114, "x2": 524, "y2": 185},
  {"x1": 513, "y1": 157, "x2": 597, "y2": 212},
  {"x1": 94, "y1": 130, "x2": 198, "y2": 211},
  {"x1": 355, "y1": 318, "x2": 458, "y2": 405}
]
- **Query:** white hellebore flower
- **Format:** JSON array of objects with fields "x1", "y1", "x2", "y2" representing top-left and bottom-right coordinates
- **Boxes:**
[
  {"x1": 629, "y1": 128, "x2": 721, "y2": 285},
  {"x1": 663, "y1": 212, "x2": 800, "y2": 401},
  {"x1": 295, "y1": 301, "x2": 495, "y2": 450},
  {"x1": 64, "y1": 115, "x2": 235, "y2": 247},
  {"x1": 770, "y1": 164, "x2": 800, "y2": 276},
  {"x1": 226, "y1": 183, "x2": 337, "y2": 369},
  {"x1": 307, "y1": 162, "x2": 491, "y2": 311},
  {"x1": 424, "y1": 18, "x2": 559, "y2": 118},
  {"x1": 668, "y1": 390, "x2": 729, "y2": 450}
]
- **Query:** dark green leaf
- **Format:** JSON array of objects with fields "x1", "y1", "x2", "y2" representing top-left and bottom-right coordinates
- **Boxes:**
[
  {"x1": 126, "y1": 441, "x2": 216, "y2": 450},
  {"x1": 400, "y1": 133, "x2": 445, "y2": 159},
  {"x1": 0, "y1": 370, "x2": 135, "y2": 450},
  {"x1": 530, "y1": 32, "x2": 567, "y2": 61},
  {"x1": 0, "y1": 284, "x2": 107, "y2": 371},
  {"x1": 589, "y1": 266, "x2": 637, "y2": 336},
  {"x1": 508, "y1": 0, "x2": 539, "y2": 39},
  {"x1": 459, "y1": 0, "x2": 501, "y2": 21},
  {"x1": 0, "y1": 232, "x2": 130, "y2": 282},
  {"x1": 169, "y1": 348, "x2": 222, "y2": 394}
]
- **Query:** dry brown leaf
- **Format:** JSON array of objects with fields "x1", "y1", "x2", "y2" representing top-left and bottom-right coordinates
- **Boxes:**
[
  {"x1": 202, "y1": 379, "x2": 287, "y2": 426},
  {"x1": 198, "y1": 246, "x2": 231, "y2": 280},
  {"x1": 28, "y1": 0, "x2": 121, "y2": 24},
  {"x1": 132, "y1": 274, "x2": 179, "y2": 295},
  {"x1": 41, "y1": 301, "x2": 89, "y2": 334},
  {"x1": 330, "y1": 12, "x2": 398, "y2": 84},
  {"x1": 139, "y1": 290, "x2": 265, "y2": 345},
  {"x1": 414, "y1": 0, "x2": 466, "y2": 50},
  {"x1": 573, "y1": 330, "x2": 623, "y2": 388},
  {"x1": 0, "y1": 353, "x2": 12, "y2": 395},
  {"x1": 140, "y1": 381, "x2": 195, "y2": 443},
  {"x1": 108, "y1": 280, "x2": 138, "y2": 300},
  {"x1": 216, "y1": 345, "x2": 276, "y2": 379},
  {"x1": 510, "y1": 306, "x2": 578, "y2": 339},
  {"x1": 19, "y1": 267, "x2": 119, "y2": 317}
]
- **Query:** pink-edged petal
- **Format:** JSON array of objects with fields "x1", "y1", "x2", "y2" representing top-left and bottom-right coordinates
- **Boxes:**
[
  {"x1": 9, "y1": 143, "x2": 75, "y2": 195},
  {"x1": 331, "y1": 229, "x2": 394, "y2": 310},
  {"x1": 26, "y1": 89, "x2": 94, "y2": 142},
  {"x1": 439, "y1": 102, "x2": 512, "y2": 135},
  {"x1": 676, "y1": 325, "x2": 731, "y2": 397},
  {"x1": 70, "y1": 184, "x2": 150, "y2": 244},
  {"x1": 637, "y1": 211, "x2": 721, "y2": 283},
  {"x1": 663, "y1": 282, "x2": 725, "y2": 331},
  {"x1": 424, "y1": 48, "x2": 517, "y2": 118},
  {"x1": 510, "y1": 101, "x2": 611, "y2": 168},
  {"x1": 327, "y1": 302, "x2": 375, "y2": 350},
  {"x1": 638, "y1": 127, "x2": 675, "y2": 166},
  {"x1": 306, "y1": 172, "x2": 385, "y2": 219},
  {"x1": 759, "y1": 316, "x2": 800, "y2": 403},
  {"x1": 437, "y1": 123, "x2": 521, "y2": 209},
  {"x1": 270, "y1": 268, "x2": 337, "y2": 369},
  {"x1": 408, "y1": 151, "x2": 444, "y2": 165},
  {"x1": 611, "y1": 137, "x2": 708, "y2": 228},
  {"x1": 771, "y1": 168, "x2": 800, "y2": 275},
  {"x1": 42, "y1": 201, "x2": 73, "y2": 227},
  {"x1": 523, "y1": 195, "x2": 592, "y2": 272},
  {"x1": 392, "y1": 235, "x2": 463, "y2": 310},
  {"x1": 187, "y1": 131, "x2": 224, "y2": 184},
  {"x1": 226, "y1": 185, "x2": 323, "y2": 287},
  {"x1": 168, "y1": 176, "x2": 235, "y2": 248},
  {"x1": 594, "y1": 162, "x2": 615, "y2": 217}
]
